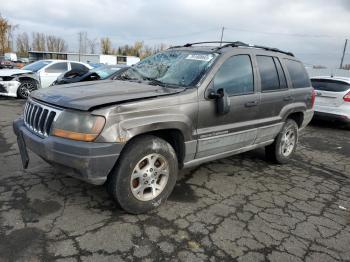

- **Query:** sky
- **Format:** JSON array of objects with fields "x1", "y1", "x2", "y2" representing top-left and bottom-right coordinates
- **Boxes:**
[{"x1": 1, "y1": 0, "x2": 350, "y2": 67}]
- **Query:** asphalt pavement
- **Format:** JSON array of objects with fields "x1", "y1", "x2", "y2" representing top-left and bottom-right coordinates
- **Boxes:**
[{"x1": 0, "y1": 98, "x2": 349, "y2": 262}]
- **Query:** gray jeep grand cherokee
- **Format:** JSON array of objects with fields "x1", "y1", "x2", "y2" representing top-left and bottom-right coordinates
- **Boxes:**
[{"x1": 13, "y1": 41, "x2": 314, "y2": 214}]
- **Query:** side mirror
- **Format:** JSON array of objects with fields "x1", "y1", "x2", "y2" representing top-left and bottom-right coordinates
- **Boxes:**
[{"x1": 208, "y1": 88, "x2": 230, "y2": 114}]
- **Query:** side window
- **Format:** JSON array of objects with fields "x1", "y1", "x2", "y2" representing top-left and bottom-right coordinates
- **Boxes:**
[
  {"x1": 45, "y1": 62, "x2": 68, "y2": 73},
  {"x1": 274, "y1": 57, "x2": 288, "y2": 89},
  {"x1": 256, "y1": 55, "x2": 280, "y2": 91},
  {"x1": 284, "y1": 59, "x2": 310, "y2": 88},
  {"x1": 71, "y1": 62, "x2": 89, "y2": 71},
  {"x1": 213, "y1": 55, "x2": 254, "y2": 96}
]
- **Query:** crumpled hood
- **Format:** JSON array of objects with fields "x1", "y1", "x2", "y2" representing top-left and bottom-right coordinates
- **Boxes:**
[
  {"x1": 0, "y1": 69, "x2": 32, "y2": 76},
  {"x1": 31, "y1": 80, "x2": 185, "y2": 111}
]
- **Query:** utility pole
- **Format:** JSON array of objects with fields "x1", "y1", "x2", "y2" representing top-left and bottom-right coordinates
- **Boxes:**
[
  {"x1": 78, "y1": 32, "x2": 82, "y2": 62},
  {"x1": 339, "y1": 39, "x2": 348, "y2": 69},
  {"x1": 219, "y1": 27, "x2": 225, "y2": 46}
]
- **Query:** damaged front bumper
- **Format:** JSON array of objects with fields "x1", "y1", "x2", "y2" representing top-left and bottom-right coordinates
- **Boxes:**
[
  {"x1": 13, "y1": 118, "x2": 124, "y2": 185},
  {"x1": 0, "y1": 80, "x2": 21, "y2": 97}
]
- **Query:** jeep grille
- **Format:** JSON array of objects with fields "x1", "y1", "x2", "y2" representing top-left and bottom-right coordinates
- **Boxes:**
[{"x1": 23, "y1": 99, "x2": 61, "y2": 137}]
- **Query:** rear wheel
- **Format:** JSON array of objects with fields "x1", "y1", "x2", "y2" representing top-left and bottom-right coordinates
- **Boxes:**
[
  {"x1": 265, "y1": 119, "x2": 298, "y2": 164},
  {"x1": 107, "y1": 135, "x2": 178, "y2": 214},
  {"x1": 17, "y1": 80, "x2": 37, "y2": 99}
]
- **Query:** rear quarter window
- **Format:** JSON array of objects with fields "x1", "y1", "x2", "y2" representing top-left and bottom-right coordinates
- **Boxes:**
[
  {"x1": 311, "y1": 79, "x2": 350, "y2": 92},
  {"x1": 284, "y1": 59, "x2": 310, "y2": 88}
]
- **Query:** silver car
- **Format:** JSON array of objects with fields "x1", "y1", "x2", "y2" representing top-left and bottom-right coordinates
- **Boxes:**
[{"x1": 311, "y1": 76, "x2": 350, "y2": 125}]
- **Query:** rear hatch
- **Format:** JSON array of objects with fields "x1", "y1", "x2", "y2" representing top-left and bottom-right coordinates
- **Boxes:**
[{"x1": 311, "y1": 79, "x2": 350, "y2": 107}]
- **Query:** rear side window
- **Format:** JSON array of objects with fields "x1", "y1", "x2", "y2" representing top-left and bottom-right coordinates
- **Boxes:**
[
  {"x1": 256, "y1": 56, "x2": 280, "y2": 91},
  {"x1": 274, "y1": 57, "x2": 288, "y2": 89},
  {"x1": 284, "y1": 59, "x2": 310, "y2": 88},
  {"x1": 45, "y1": 62, "x2": 68, "y2": 73},
  {"x1": 214, "y1": 55, "x2": 254, "y2": 96},
  {"x1": 71, "y1": 62, "x2": 89, "y2": 72},
  {"x1": 311, "y1": 79, "x2": 350, "y2": 92}
]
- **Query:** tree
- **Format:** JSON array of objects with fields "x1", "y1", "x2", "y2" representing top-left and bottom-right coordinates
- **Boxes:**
[
  {"x1": 46, "y1": 35, "x2": 67, "y2": 52},
  {"x1": 0, "y1": 14, "x2": 17, "y2": 55},
  {"x1": 101, "y1": 37, "x2": 112, "y2": 54},
  {"x1": 16, "y1": 32, "x2": 29, "y2": 57},
  {"x1": 342, "y1": 64, "x2": 350, "y2": 70},
  {"x1": 32, "y1": 32, "x2": 46, "y2": 51},
  {"x1": 87, "y1": 37, "x2": 98, "y2": 54}
]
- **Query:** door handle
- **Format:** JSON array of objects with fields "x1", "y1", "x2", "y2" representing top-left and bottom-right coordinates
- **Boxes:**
[
  {"x1": 283, "y1": 96, "x2": 293, "y2": 101},
  {"x1": 245, "y1": 100, "x2": 259, "y2": 107}
]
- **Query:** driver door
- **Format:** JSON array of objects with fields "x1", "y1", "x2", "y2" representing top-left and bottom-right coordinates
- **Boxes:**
[{"x1": 196, "y1": 54, "x2": 260, "y2": 159}]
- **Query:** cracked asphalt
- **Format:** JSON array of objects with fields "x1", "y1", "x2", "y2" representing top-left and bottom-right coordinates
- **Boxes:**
[{"x1": 0, "y1": 98, "x2": 349, "y2": 262}]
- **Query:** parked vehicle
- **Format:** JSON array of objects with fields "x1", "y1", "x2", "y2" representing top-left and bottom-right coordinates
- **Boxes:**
[
  {"x1": 311, "y1": 76, "x2": 350, "y2": 125},
  {"x1": 52, "y1": 65, "x2": 128, "y2": 86},
  {"x1": 0, "y1": 60, "x2": 92, "y2": 98},
  {"x1": 13, "y1": 41, "x2": 314, "y2": 214},
  {"x1": 0, "y1": 57, "x2": 14, "y2": 69}
]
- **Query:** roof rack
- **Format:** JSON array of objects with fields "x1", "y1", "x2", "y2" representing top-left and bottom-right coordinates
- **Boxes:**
[{"x1": 170, "y1": 41, "x2": 294, "y2": 57}]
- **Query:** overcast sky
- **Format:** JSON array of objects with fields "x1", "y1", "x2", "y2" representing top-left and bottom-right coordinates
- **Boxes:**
[{"x1": 1, "y1": 0, "x2": 350, "y2": 67}]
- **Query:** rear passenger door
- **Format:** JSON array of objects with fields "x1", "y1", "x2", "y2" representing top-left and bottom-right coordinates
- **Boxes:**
[
  {"x1": 283, "y1": 59, "x2": 312, "y2": 106},
  {"x1": 254, "y1": 55, "x2": 290, "y2": 143}
]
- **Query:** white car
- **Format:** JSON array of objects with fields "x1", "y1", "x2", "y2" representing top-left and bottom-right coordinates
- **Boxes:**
[
  {"x1": 311, "y1": 76, "x2": 350, "y2": 125},
  {"x1": 0, "y1": 60, "x2": 92, "y2": 99}
]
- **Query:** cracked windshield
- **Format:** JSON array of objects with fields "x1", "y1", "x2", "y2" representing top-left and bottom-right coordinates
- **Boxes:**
[{"x1": 119, "y1": 51, "x2": 218, "y2": 87}]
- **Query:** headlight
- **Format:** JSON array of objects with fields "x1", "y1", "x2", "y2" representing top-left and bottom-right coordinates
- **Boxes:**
[{"x1": 51, "y1": 111, "x2": 105, "y2": 142}]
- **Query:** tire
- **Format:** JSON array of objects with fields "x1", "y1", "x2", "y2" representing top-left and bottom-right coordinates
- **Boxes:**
[
  {"x1": 265, "y1": 119, "x2": 299, "y2": 164},
  {"x1": 107, "y1": 135, "x2": 178, "y2": 214},
  {"x1": 17, "y1": 80, "x2": 37, "y2": 99}
]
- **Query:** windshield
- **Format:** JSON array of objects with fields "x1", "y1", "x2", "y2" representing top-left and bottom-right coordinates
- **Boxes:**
[
  {"x1": 22, "y1": 60, "x2": 51, "y2": 72},
  {"x1": 119, "y1": 50, "x2": 218, "y2": 87},
  {"x1": 91, "y1": 66, "x2": 122, "y2": 79}
]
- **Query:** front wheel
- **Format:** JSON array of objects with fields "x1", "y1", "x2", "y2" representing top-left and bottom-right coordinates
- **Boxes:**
[
  {"x1": 17, "y1": 80, "x2": 37, "y2": 99},
  {"x1": 265, "y1": 119, "x2": 299, "y2": 164},
  {"x1": 107, "y1": 135, "x2": 178, "y2": 214}
]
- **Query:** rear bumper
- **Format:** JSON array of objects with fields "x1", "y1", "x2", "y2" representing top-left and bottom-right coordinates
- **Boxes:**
[
  {"x1": 13, "y1": 118, "x2": 124, "y2": 185},
  {"x1": 314, "y1": 111, "x2": 350, "y2": 123},
  {"x1": 314, "y1": 105, "x2": 350, "y2": 123}
]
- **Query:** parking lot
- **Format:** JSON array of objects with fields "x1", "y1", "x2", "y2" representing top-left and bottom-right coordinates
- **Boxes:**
[{"x1": 0, "y1": 98, "x2": 349, "y2": 261}]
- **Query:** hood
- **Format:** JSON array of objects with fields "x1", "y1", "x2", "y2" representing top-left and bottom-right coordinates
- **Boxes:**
[
  {"x1": 0, "y1": 69, "x2": 32, "y2": 76},
  {"x1": 31, "y1": 80, "x2": 185, "y2": 111}
]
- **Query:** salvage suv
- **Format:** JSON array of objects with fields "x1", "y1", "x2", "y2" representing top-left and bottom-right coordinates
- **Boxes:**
[{"x1": 13, "y1": 41, "x2": 314, "y2": 214}]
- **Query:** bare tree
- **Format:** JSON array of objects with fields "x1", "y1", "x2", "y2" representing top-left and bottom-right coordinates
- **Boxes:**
[
  {"x1": 46, "y1": 35, "x2": 67, "y2": 52},
  {"x1": 87, "y1": 37, "x2": 98, "y2": 54},
  {"x1": 16, "y1": 32, "x2": 29, "y2": 57},
  {"x1": 32, "y1": 32, "x2": 46, "y2": 51},
  {"x1": 101, "y1": 37, "x2": 112, "y2": 54},
  {"x1": 0, "y1": 14, "x2": 17, "y2": 55}
]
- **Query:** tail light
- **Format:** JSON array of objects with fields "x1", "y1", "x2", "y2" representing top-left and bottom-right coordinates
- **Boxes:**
[
  {"x1": 343, "y1": 91, "x2": 350, "y2": 102},
  {"x1": 311, "y1": 88, "x2": 316, "y2": 108}
]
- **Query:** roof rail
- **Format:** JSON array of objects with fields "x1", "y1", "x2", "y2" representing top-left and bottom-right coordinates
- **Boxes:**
[{"x1": 170, "y1": 41, "x2": 294, "y2": 57}]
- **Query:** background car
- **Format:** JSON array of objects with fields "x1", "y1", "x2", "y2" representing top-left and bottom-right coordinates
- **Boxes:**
[
  {"x1": 0, "y1": 60, "x2": 92, "y2": 98},
  {"x1": 52, "y1": 65, "x2": 128, "y2": 85},
  {"x1": 311, "y1": 76, "x2": 350, "y2": 125},
  {"x1": 0, "y1": 57, "x2": 14, "y2": 69}
]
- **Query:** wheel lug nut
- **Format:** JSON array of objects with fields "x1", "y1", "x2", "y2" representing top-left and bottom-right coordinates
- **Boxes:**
[
  {"x1": 144, "y1": 181, "x2": 148, "y2": 184},
  {"x1": 143, "y1": 174, "x2": 147, "y2": 177},
  {"x1": 150, "y1": 168, "x2": 153, "y2": 172}
]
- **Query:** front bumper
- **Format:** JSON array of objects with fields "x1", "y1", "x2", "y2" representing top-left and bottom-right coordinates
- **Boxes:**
[
  {"x1": 0, "y1": 81, "x2": 21, "y2": 97},
  {"x1": 13, "y1": 118, "x2": 124, "y2": 185}
]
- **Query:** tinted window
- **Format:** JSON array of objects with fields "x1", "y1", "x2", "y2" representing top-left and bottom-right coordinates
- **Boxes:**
[
  {"x1": 256, "y1": 56, "x2": 280, "y2": 91},
  {"x1": 311, "y1": 79, "x2": 350, "y2": 92},
  {"x1": 274, "y1": 57, "x2": 288, "y2": 89},
  {"x1": 22, "y1": 60, "x2": 51, "y2": 72},
  {"x1": 45, "y1": 62, "x2": 68, "y2": 73},
  {"x1": 71, "y1": 62, "x2": 88, "y2": 72},
  {"x1": 284, "y1": 59, "x2": 310, "y2": 88},
  {"x1": 214, "y1": 55, "x2": 254, "y2": 96}
]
